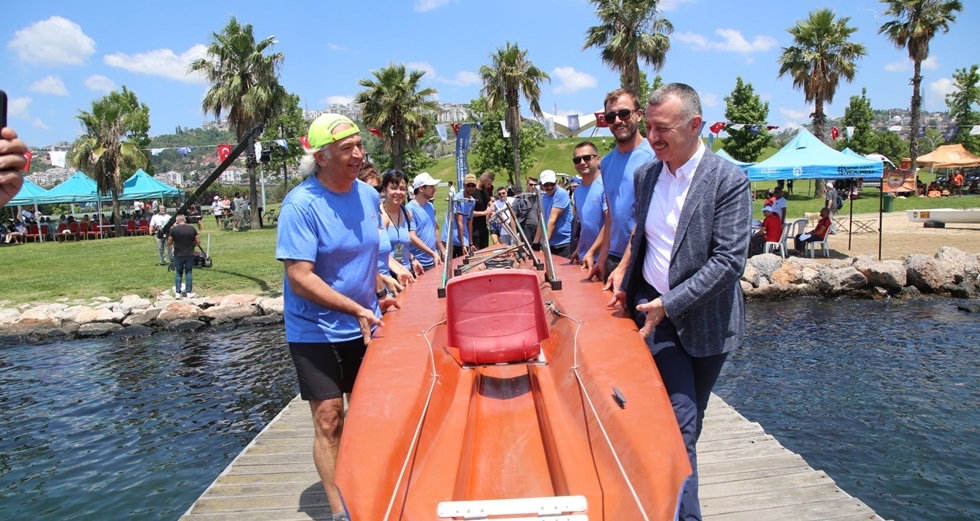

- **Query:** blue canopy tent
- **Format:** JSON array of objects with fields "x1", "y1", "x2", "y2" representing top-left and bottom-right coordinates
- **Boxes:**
[
  {"x1": 747, "y1": 129, "x2": 884, "y2": 256},
  {"x1": 120, "y1": 169, "x2": 184, "y2": 201},
  {"x1": 715, "y1": 148, "x2": 754, "y2": 173},
  {"x1": 8, "y1": 179, "x2": 51, "y2": 242},
  {"x1": 40, "y1": 171, "x2": 112, "y2": 204}
]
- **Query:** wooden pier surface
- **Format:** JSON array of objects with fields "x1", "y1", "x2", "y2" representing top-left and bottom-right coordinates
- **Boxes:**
[{"x1": 179, "y1": 394, "x2": 886, "y2": 521}]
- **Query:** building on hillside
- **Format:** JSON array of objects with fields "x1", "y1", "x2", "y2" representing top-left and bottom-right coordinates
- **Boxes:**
[
  {"x1": 219, "y1": 168, "x2": 245, "y2": 185},
  {"x1": 27, "y1": 168, "x2": 74, "y2": 188},
  {"x1": 157, "y1": 170, "x2": 184, "y2": 187},
  {"x1": 203, "y1": 119, "x2": 229, "y2": 132}
]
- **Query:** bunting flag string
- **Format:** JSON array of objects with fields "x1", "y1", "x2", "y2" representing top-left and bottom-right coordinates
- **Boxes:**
[
  {"x1": 435, "y1": 124, "x2": 448, "y2": 142},
  {"x1": 970, "y1": 125, "x2": 980, "y2": 136}
]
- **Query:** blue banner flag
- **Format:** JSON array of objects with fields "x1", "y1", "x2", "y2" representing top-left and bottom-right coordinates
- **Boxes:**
[
  {"x1": 455, "y1": 123, "x2": 472, "y2": 188},
  {"x1": 944, "y1": 125, "x2": 958, "y2": 141}
]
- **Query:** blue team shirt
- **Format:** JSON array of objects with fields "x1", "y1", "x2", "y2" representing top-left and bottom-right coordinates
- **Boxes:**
[
  {"x1": 276, "y1": 177, "x2": 381, "y2": 343},
  {"x1": 440, "y1": 196, "x2": 475, "y2": 247},
  {"x1": 384, "y1": 207, "x2": 412, "y2": 269},
  {"x1": 377, "y1": 214, "x2": 393, "y2": 277},
  {"x1": 600, "y1": 140, "x2": 655, "y2": 257},
  {"x1": 541, "y1": 186, "x2": 572, "y2": 247},
  {"x1": 573, "y1": 178, "x2": 607, "y2": 262},
  {"x1": 407, "y1": 199, "x2": 438, "y2": 267}
]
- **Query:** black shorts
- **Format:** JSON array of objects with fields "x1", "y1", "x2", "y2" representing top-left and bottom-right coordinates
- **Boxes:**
[{"x1": 288, "y1": 339, "x2": 366, "y2": 401}]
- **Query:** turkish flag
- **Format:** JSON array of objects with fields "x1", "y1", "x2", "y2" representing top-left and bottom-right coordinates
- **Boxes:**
[
  {"x1": 300, "y1": 136, "x2": 310, "y2": 149},
  {"x1": 767, "y1": 125, "x2": 779, "y2": 131},
  {"x1": 218, "y1": 144, "x2": 232, "y2": 163},
  {"x1": 451, "y1": 123, "x2": 460, "y2": 136},
  {"x1": 594, "y1": 112, "x2": 609, "y2": 128},
  {"x1": 709, "y1": 122, "x2": 726, "y2": 134},
  {"x1": 368, "y1": 128, "x2": 382, "y2": 138},
  {"x1": 24, "y1": 150, "x2": 31, "y2": 171},
  {"x1": 831, "y1": 127, "x2": 839, "y2": 140}
]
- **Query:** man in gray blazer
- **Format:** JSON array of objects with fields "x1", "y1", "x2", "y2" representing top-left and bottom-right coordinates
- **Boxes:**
[{"x1": 608, "y1": 83, "x2": 751, "y2": 520}]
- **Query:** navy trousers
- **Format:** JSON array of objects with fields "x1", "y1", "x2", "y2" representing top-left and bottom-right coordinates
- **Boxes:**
[{"x1": 635, "y1": 281, "x2": 729, "y2": 521}]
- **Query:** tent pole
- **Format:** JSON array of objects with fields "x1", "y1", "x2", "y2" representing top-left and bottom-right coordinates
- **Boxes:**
[{"x1": 878, "y1": 185, "x2": 883, "y2": 261}]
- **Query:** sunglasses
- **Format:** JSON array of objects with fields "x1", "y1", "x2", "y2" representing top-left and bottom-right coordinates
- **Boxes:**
[
  {"x1": 603, "y1": 108, "x2": 638, "y2": 124},
  {"x1": 527, "y1": 182, "x2": 538, "y2": 187},
  {"x1": 572, "y1": 154, "x2": 596, "y2": 165},
  {"x1": 465, "y1": 183, "x2": 477, "y2": 188}
]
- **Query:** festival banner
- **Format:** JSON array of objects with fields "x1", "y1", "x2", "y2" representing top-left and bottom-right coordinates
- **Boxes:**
[
  {"x1": 882, "y1": 169, "x2": 916, "y2": 194},
  {"x1": 455, "y1": 123, "x2": 472, "y2": 188},
  {"x1": 567, "y1": 114, "x2": 580, "y2": 132}
]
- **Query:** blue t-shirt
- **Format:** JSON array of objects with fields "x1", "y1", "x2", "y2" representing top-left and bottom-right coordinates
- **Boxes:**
[
  {"x1": 440, "y1": 196, "x2": 474, "y2": 247},
  {"x1": 377, "y1": 214, "x2": 393, "y2": 277},
  {"x1": 573, "y1": 178, "x2": 607, "y2": 262},
  {"x1": 541, "y1": 186, "x2": 572, "y2": 247},
  {"x1": 384, "y1": 206, "x2": 412, "y2": 269},
  {"x1": 600, "y1": 140, "x2": 655, "y2": 257},
  {"x1": 276, "y1": 177, "x2": 381, "y2": 343},
  {"x1": 407, "y1": 199, "x2": 438, "y2": 267}
]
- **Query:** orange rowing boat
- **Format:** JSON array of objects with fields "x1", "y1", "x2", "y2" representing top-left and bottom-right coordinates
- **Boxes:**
[{"x1": 336, "y1": 252, "x2": 691, "y2": 520}]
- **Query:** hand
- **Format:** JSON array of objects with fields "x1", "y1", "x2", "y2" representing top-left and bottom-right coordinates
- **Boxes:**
[
  {"x1": 635, "y1": 298, "x2": 665, "y2": 339},
  {"x1": 434, "y1": 254, "x2": 443, "y2": 266},
  {"x1": 355, "y1": 306, "x2": 384, "y2": 346},
  {"x1": 411, "y1": 258, "x2": 424, "y2": 276},
  {"x1": 603, "y1": 266, "x2": 626, "y2": 309},
  {"x1": 379, "y1": 294, "x2": 401, "y2": 314},
  {"x1": 581, "y1": 253, "x2": 594, "y2": 273},
  {"x1": 0, "y1": 127, "x2": 28, "y2": 208},
  {"x1": 588, "y1": 260, "x2": 606, "y2": 282},
  {"x1": 569, "y1": 251, "x2": 581, "y2": 264},
  {"x1": 381, "y1": 274, "x2": 403, "y2": 296}
]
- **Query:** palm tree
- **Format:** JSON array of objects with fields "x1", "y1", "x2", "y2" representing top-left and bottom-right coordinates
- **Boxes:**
[
  {"x1": 583, "y1": 0, "x2": 673, "y2": 95},
  {"x1": 189, "y1": 16, "x2": 287, "y2": 229},
  {"x1": 879, "y1": 0, "x2": 963, "y2": 171},
  {"x1": 69, "y1": 86, "x2": 149, "y2": 237},
  {"x1": 355, "y1": 63, "x2": 439, "y2": 172},
  {"x1": 778, "y1": 8, "x2": 867, "y2": 144},
  {"x1": 479, "y1": 42, "x2": 550, "y2": 187}
]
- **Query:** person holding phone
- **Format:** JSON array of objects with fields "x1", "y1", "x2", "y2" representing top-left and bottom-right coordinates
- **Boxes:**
[{"x1": 1, "y1": 91, "x2": 29, "y2": 207}]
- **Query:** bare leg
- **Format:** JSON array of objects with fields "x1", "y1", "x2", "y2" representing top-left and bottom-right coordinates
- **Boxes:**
[{"x1": 309, "y1": 397, "x2": 346, "y2": 514}]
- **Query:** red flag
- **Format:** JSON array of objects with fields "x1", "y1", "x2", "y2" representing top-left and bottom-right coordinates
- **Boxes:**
[
  {"x1": 24, "y1": 150, "x2": 31, "y2": 171},
  {"x1": 831, "y1": 127, "x2": 839, "y2": 140},
  {"x1": 300, "y1": 136, "x2": 310, "y2": 149},
  {"x1": 767, "y1": 125, "x2": 779, "y2": 131},
  {"x1": 368, "y1": 128, "x2": 382, "y2": 138},
  {"x1": 217, "y1": 144, "x2": 232, "y2": 163},
  {"x1": 451, "y1": 123, "x2": 460, "y2": 136},
  {"x1": 594, "y1": 112, "x2": 609, "y2": 128},
  {"x1": 709, "y1": 122, "x2": 726, "y2": 134}
]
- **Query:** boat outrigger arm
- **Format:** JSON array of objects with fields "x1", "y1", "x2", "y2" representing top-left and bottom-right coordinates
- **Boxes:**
[{"x1": 534, "y1": 184, "x2": 562, "y2": 290}]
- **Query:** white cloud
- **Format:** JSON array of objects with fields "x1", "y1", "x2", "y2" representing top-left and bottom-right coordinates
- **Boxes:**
[
  {"x1": 33, "y1": 118, "x2": 50, "y2": 130},
  {"x1": 700, "y1": 92, "x2": 720, "y2": 108},
  {"x1": 103, "y1": 44, "x2": 209, "y2": 83},
  {"x1": 324, "y1": 95, "x2": 354, "y2": 105},
  {"x1": 675, "y1": 29, "x2": 777, "y2": 54},
  {"x1": 552, "y1": 67, "x2": 598, "y2": 94},
  {"x1": 8, "y1": 16, "x2": 95, "y2": 66},
  {"x1": 885, "y1": 55, "x2": 940, "y2": 72},
  {"x1": 407, "y1": 61, "x2": 436, "y2": 77},
  {"x1": 927, "y1": 77, "x2": 955, "y2": 109},
  {"x1": 29, "y1": 76, "x2": 69, "y2": 96},
  {"x1": 442, "y1": 71, "x2": 481, "y2": 86},
  {"x1": 780, "y1": 107, "x2": 811, "y2": 123},
  {"x1": 659, "y1": 0, "x2": 697, "y2": 11},
  {"x1": 84, "y1": 75, "x2": 116, "y2": 93},
  {"x1": 9, "y1": 97, "x2": 32, "y2": 118},
  {"x1": 414, "y1": 0, "x2": 450, "y2": 12},
  {"x1": 327, "y1": 43, "x2": 348, "y2": 52}
]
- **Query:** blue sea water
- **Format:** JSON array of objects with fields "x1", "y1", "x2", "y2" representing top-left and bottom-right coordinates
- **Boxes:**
[{"x1": 0, "y1": 298, "x2": 977, "y2": 520}]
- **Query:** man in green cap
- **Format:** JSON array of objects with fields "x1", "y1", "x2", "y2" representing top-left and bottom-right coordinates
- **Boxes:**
[{"x1": 275, "y1": 113, "x2": 394, "y2": 521}]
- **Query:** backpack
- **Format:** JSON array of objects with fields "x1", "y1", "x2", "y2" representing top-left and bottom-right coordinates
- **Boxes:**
[{"x1": 835, "y1": 194, "x2": 843, "y2": 210}]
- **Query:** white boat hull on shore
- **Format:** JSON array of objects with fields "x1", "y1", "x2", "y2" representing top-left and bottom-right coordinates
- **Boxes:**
[{"x1": 906, "y1": 208, "x2": 980, "y2": 224}]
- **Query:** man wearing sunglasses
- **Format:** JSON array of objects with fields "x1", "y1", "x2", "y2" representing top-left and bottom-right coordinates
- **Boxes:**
[
  {"x1": 570, "y1": 142, "x2": 607, "y2": 268},
  {"x1": 533, "y1": 170, "x2": 572, "y2": 258},
  {"x1": 592, "y1": 89, "x2": 655, "y2": 282},
  {"x1": 608, "y1": 83, "x2": 751, "y2": 520}
]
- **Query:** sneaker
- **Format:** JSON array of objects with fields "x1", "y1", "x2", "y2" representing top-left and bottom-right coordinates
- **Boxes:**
[
  {"x1": 186, "y1": 292, "x2": 196, "y2": 298},
  {"x1": 332, "y1": 513, "x2": 349, "y2": 521}
]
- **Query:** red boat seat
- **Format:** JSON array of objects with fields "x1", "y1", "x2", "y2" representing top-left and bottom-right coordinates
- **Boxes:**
[{"x1": 446, "y1": 269, "x2": 550, "y2": 364}]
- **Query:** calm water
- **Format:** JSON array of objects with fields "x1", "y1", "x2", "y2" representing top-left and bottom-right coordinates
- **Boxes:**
[{"x1": 0, "y1": 299, "x2": 977, "y2": 520}]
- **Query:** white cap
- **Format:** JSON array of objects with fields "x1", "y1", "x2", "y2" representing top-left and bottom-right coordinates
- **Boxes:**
[
  {"x1": 762, "y1": 205, "x2": 774, "y2": 213},
  {"x1": 412, "y1": 172, "x2": 441, "y2": 190},
  {"x1": 539, "y1": 170, "x2": 557, "y2": 184},
  {"x1": 826, "y1": 181, "x2": 834, "y2": 188}
]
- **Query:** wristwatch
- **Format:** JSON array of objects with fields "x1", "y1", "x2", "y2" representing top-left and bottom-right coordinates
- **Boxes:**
[{"x1": 376, "y1": 288, "x2": 388, "y2": 299}]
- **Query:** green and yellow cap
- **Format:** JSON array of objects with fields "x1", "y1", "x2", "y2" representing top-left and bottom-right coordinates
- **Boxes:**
[{"x1": 307, "y1": 113, "x2": 360, "y2": 149}]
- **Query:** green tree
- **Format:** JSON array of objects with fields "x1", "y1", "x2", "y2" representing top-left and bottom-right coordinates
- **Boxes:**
[
  {"x1": 355, "y1": 63, "x2": 439, "y2": 172},
  {"x1": 778, "y1": 8, "x2": 866, "y2": 143},
  {"x1": 480, "y1": 42, "x2": 550, "y2": 187},
  {"x1": 879, "y1": 0, "x2": 963, "y2": 171},
  {"x1": 584, "y1": 0, "x2": 672, "y2": 95},
  {"x1": 68, "y1": 86, "x2": 150, "y2": 237},
  {"x1": 836, "y1": 88, "x2": 877, "y2": 155},
  {"x1": 259, "y1": 92, "x2": 306, "y2": 201},
  {"x1": 722, "y1": 77, "x2": 772, "y2": 162},
  {"x1": 189, "y1": 16, "x2": 288, "y2": 229},
  {"x1": 874, "y1": 129, "x2": 909, "y2": 165},
  {"x1": 945, "y1": 64, "x2": 980, "y2": 154},
  {"x1": 469, "y1": 97, "x2": 546, "y2": 186}
]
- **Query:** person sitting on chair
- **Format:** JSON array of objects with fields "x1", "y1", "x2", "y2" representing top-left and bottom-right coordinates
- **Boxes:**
[
  {"x1": 794, "y1": 208, "x2": 832, "y2": 256},
  {"x1": 749, "y1": 206, "x2": 782, "y2": 257}
]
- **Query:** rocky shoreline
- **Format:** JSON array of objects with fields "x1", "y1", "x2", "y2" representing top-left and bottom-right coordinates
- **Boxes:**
[{"x1": 2, "y1": 247, "x2": 978, "y2": 345}]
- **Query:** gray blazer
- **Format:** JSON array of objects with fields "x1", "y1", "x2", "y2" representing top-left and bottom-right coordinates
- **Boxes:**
[{"x1": 622, "y1": 148, "x2": 752, "y2": 357}]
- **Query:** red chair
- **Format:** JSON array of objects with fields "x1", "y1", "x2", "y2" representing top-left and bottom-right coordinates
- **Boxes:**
[
  {"x1": 125, "y1": 220, "x2": 136, "y2": 237},
  {"x1": 55, "y1": 223, "x2": 69, "y2": 242},
  {"x1": 40, "y1": 224, "x2": 51, "y2": 241},
  {"x1": 136, "y1": 220, "x2": 149, "y2": 236},
  {"x1": 25, "y1": 224, "x2": 41, "y2": 242},
  {"x1": 78, "y1": 222, "x2": 90, "y2": 240},
  {"x1": 68, "y1": 222, "x2": 80, "y2": 241},
  {"x1": 86, "y1": 222, "x2": 100, "y2": 240}
]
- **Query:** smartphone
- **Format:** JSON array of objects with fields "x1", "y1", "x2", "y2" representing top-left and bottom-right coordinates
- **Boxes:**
[{"x1": 0, "y1": 90, "x2": 7, "y2": 129}]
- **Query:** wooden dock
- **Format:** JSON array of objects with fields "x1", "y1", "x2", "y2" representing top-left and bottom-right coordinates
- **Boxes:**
[{"x1": 179, "y1": 394, "x2": 886, "y2": 521}]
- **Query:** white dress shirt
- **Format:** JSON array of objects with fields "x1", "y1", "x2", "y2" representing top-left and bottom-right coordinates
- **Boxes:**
[{"x1": 642, "y1": 142, "x2": 706, "y2": 295}]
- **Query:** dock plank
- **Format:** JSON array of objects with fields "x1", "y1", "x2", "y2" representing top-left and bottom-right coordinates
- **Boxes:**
[{"x1": 179, "y1": 394, "x2": 887, "y2": 521}]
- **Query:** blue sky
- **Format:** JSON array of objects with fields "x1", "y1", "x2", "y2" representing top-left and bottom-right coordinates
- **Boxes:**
[{"x1": 2, "y1": 0, "x2": 976, "y2": 148}]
